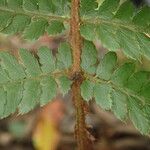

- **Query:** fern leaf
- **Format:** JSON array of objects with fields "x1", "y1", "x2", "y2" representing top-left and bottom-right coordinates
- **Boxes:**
[
  {"x1": 96, "y1": 52, "x2": 117, "y2": 80},
  {"x1": 0, "y1": 0, "x2": 69, "y2": 39},
  {"x1": 94, "y1": 83, "x2": 112, "y2": 110},
  {"x1": 81, "y1": 0, "x2": 150, "y2": 59},
  {"x1": 0, "y1": 52, "x2": 25, "y2": 80},
  {"x1": 56, "y1": 42, "x2": 72, "y2": 70},
  {"x1": 114, "y1": 0, "x2": 135, "y2": 21},
  {"x1": 81, "y1": 80, "x2": 94, "y2": 101},
  {"x1": 40, "y1": 76, "x2": 57, "y2": 106},
  {"x1": 128, "y1": 97, "x2": 150, "y2": 134},
  {"x1": 81, "y1": 40, "x2": 98, "y2": 74},
  {"x1": 111, "y1": 63, "x2": 135, "y2": 86},
  {"x1": 0, "y1": 44, "x2": 72, "y2": 117},
  {"x1": 19, "y1": 80, "x2": 41, "y2": 114},
  {"x1": 38, "y1": 0, "x2": 55, "y2": 12},
  {"x1": 0, "y1": 0, "x2": 149, "y2": 59},
  {"x1": 81, "y1": 51, "x2": 150, "y2": 134},
  {"x1": 38, "y1": 47, "x2": 55, "y2": 73},
  {"x1": 23, "y1": 0, "x2": 39, "y2": 11},
  {"x1": 0, "y1": 66, "x2": 10, "y2": 84},
  {"x1": 0, "y1": 11, "x2": 13, "y2": 31},
  {"x1": 133, "y1": 6, "x2": 150, "y2": 27},
  {"x1": 19, "y1": 49, "x2": 42, "y2": 77},
  {"x1": 0, "y1": 88, "x2": 6, "y2": 118},
  {"x1": 4, "y1": 83, "x2": 23, "y2": 117},
  {"x1": 111, "y1": 90, "x2": 127, "y2": 120},
  {"x1": 23, "y1": 19, "x2": 48, "y2": 40},
  {"x1": 0, "y1": 0, "x2": 149, "y2": 135},
  {"x1": 3, "y1": 15, "x2": 31, "y2": 34},
  {"x1": 7, "y1": 0, "x2": 23, "y2": 9},
  {"x1": 46, "y1": 20, "x2": 65, "y2": 35},
  {"x1": 58, "y1": 76, "x2": 72, "y2": 96}
]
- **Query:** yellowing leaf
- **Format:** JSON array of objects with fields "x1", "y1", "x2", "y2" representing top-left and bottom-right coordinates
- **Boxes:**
[{"x1": 33, "y1": 118, "x2": 60, "y2": 150}]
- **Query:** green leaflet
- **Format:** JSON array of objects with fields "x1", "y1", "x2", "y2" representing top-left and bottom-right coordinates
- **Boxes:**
[
  {"x1": 4, "y1": 83, "x2": 23, "y2": 117},
  {"x1": 81, "y1": 40, "x2": 98, "y2": 74},
  {"x1": 56, "y1": 42, "x2": 72, "y2": 69},
  {"x1": 126, "y1": 71, "x2": 150, "y2": 93},
  {"x1": 116, "y1": 28, "x2": 141, "y2": 59},
  {"x1": 128, "y1": 97, "x2": 150, "y2": 134},
  {"x1": 0, "y1": 11, "x2": 12, "y2": 31},
  {"x1": 23, "y1": 0, "x2": 39, "y2": 11},
  {"x1": 96, "y1": 24, "x2": 120, "y2": 51},
  {"x1": 140, "y1": 82, "x2": 150, "y2": 100},
  {"x1": 38, "y1": 0, "x2": 55, "y2": 13},
  {"x1": 143, "y1": 105, "x2": 150, "y2": 121},
  {"x1": 136, "y1": 33, "x2": 150, "y2": 59},
  {"x1": 46, "y1": 20, "x2": 65, "y2": 35},
  {"x1": 96, "y1": 52, "x2": 117, "y2": 80},
  {"x1": 0, "y1": 52, "x2": 25, "y2": 80},
  {"x1": 58, "y1": 76, "x2": 72, "y2": 96},
  {"x1": 97, "y1": 0, "x2": 120, "y2": 18},
  {"x1": 52, "y1": 0, "x2": 70, "y2": 15},
  {"x1": 0, "y1": 88, "x2": 6, "y2": 118},
  {"x1": 7, "y1": 0, "x2": 23, "y2": 9},
  {"x1": 0, "y1": 66, "x2": 10, "y2": 84},
  {"x1": 23, "y1": 19, "x2": 48, "y2": 40},
  {"x1": 81, "y1": 80, "x2": 94, "y2": 101},
  {"x1": 111, "y1": 63, "x2": 135, "y2": 87},
  {"x1": 80, "y1": 24, "x2": 96, "y2": 41},
  {"x1": 19, "y1": 49, "x2": 41, "y2": 77},
  {"x1": 0, "y1": 0, "x2": 6, "y2": 6},
  {"x1": 3, "y1": 15, "x2": 31, "y2": 34},
  {"x1": 94, "y1": 83, "x2": 112, "y2": 110},
  {"x1": 38, "y1": 47, "x2": 55, "y2": 73},
  {"x1": 40, "y1": 77, "x2": 57, "y2": 106},
  {"x1": 133, "y1": 6, "x2": 150, "y2": 27},
  {"x1": 114, "y1": 0, "x2": 135, "y2": 21},
  {"x1": 111, "y1": 90, "x2": 127, "y2": 120},
  {"x1": 80, "y1": 0, "x2": 97, "y2": 15},
  {"x1": 19, "y1": 80, "x2": 41, "y2": 114}
]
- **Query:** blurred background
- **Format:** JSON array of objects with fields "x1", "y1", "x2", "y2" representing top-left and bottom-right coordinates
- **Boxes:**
[{"x1": 0, "y1": 34, "x2": 150, "y2": 150}]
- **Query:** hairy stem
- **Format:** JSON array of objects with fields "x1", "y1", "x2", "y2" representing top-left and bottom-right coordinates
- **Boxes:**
[
  {"x1": 70, "y1": 0, "x2": 93, "y2": 149},
  {"x1": 70, "y1": 0, "x2": 82, "y2": 73},
  {"x1": 72, "y1": 76, "x2": 89, "y2": 150}
]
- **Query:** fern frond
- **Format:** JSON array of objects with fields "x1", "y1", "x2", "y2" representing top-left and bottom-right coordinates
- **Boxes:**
[
  {"x1": 0, "y1": 0, "x2": 70, "y2": 39},
  {"x1": 0, "y1": 0, "x2": 149, "y2": 60},
  {"x1": 0, "y1": 0, "x2": 150, "y2": 136},
  {"x1": 0, "y1": 44, "x2": 72, "y2": 117},
  {"x1": 81, "y1": 0, "x2": 150, "y2": 60},
  {"x1": 81, "y1": 51, "x2": 150, "y2": 134}
]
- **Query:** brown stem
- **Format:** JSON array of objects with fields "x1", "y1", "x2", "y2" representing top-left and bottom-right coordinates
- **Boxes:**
[
  {"x1": 70, "y1": 0, "x2": 82, "y2": 73},
  {"x1": 72, "y1": 76, "x2": 89, "y2": 150},
  {"x1": 70, "y1": 0, "x2": 93, "y2": 150}
]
